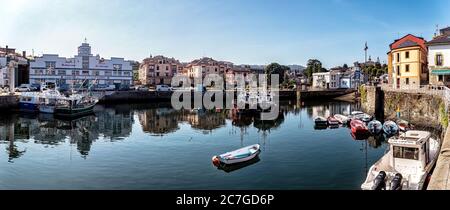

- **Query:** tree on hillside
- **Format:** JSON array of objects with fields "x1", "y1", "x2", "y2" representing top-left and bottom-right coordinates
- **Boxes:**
[
  {"x1": 343, "y1": 63, "x2": 349, "y2": 70},
  {"x1": 305, "y1": 59, "x2": 327, "y2": 79},
  {"x1": 265, "y1": 63, "x2": 290, "y2": 85}
]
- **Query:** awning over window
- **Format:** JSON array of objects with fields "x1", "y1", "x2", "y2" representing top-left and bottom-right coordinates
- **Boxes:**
[{"x1": 431, "y1": 70, "x2": 450, "y2": 75}]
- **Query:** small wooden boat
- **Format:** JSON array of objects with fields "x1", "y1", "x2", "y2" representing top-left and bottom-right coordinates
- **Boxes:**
[
  {"x1": 217, "y1": 156, "x2": 261, "y2": 173},
  {"x1": 350, "y1": 119, "x2": 368, "y2": 134},
  {"x1": 397, "y1": 119, "x2": 414, "y2": 132},
  {"x1": 368, "y1": 120, "x2": 383, "y2": 135},
  {"x1": 351, "y1": 111, "x2": 372, "y2": 122},
  {"x1": 334, "y1": 114, "x2": 349, "y2": 124},
  {"x1": 212, "y1": 144, "x2": 261, "y2": 166},
  {"x1": 383, "y1": 121, "x2": 399, "y2": 136},
  {"x1": 327, "y1": 116, "x2": 339, "y2": 126},
  {"x1": 351, "y1": 111, "x2": 364, "y2": 116},
  {"x1": 314, "y1": 116, "x2": 328, "y2": 126}
]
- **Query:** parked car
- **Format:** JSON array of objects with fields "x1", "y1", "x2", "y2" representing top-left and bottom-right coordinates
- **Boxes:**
[
  {"x1": 135, "y1": 85, "x2": 149, "y2": 91},
  {"x1": 15, "y1": 84, "x2": 32, "y2": 92},
  {"x1": 156, "y1": 85, "x2": 173, "y2": 92}
]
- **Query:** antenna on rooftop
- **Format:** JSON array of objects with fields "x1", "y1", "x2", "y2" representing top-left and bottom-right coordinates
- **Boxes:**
[{"x1": 84, "y1": 37, "x2": 88, "y2": 43}]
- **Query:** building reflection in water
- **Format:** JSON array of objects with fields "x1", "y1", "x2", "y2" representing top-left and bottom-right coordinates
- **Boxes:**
[
  {"x1": 0, "y1": 100, "x2": 373, "y2": 161},
  {"x1": 0, "y1": 105, "x2": 134, "y2": 160}
]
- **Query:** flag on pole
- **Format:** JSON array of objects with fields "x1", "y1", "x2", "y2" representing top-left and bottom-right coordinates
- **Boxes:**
[{"x1": 364, "y1": 42, "x2": 368, "y2": 51}]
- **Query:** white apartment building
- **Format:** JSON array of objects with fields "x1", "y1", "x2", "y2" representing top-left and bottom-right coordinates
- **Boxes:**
[
  {"x1": 427, "y1": 27, "x2": 450, "y2": 86},
  {"x1": 312, "y1": 72, "x2": 330, "y2": 89},
  {"x1": 29, "y1": 42, "x2": 132, "y2": 88}
]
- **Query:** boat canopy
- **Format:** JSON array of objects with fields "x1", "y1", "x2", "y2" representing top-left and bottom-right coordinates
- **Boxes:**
[{"x1": 388, "y1": 131, "x2": 431, "y2": 147}]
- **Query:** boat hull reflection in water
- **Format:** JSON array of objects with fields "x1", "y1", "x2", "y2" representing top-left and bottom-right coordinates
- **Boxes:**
[{"x1": 217, "y1": 156, "x2": 261, "y2": 173}]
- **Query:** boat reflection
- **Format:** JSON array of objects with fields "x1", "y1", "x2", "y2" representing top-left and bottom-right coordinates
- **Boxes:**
[{"x1": 216, "y1": 156, "x2": 261, "y2": 173}]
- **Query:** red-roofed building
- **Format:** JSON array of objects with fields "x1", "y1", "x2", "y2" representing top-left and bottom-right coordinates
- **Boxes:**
[{"x1": 387, "y1": 34, "x2": 428, "y2": 89}]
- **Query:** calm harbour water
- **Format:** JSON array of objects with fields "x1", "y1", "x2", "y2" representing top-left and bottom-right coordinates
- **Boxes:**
[{"x1": 0, "y1": 100, "x2": 394, "y2": 190}]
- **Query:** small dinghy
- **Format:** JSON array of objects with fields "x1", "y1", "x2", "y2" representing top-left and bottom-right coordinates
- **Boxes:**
[
  {"x1": 383, "y1": 121, "x2": 399, "y2": 136},
  {"x1": 397, "y1": 119, "x2": 414, "y2": 132},
  {"x1": 327, "y1": 116, "x2": 339, "y2": 126},
  {"x1": 334, "y1": 114, "x2": 349, "y2": 124},
  {"x1": 212, "y1": 144, "x2": 261, "y2": 166},
  {"x1": 314, "y1": 116, "x2": 328, "y2": 126},
  {"x1": 368, "y1": 120, "x2": 383, "y2": 135},
  {"x1": 351, "y1": 111, "x2": 364, "y2": 116},
  {"x1": 350, "y1": 119, "x2": 368, "y2": 134},
  {"x1": 351, "y1": 111, "x2": 372, "y2": 122}
]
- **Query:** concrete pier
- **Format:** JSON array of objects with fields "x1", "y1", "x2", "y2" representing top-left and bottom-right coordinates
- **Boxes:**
[{"x1": 428, "y1": 126, "x2": 450, "y2": 190}]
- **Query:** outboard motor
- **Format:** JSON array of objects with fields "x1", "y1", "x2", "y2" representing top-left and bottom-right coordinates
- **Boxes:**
[
  {"x1": 390, "y1": 173, "x2": 403, "y2": 190},
  {"x1": 372, "y1": 171, "x2": 387, "y2": 190}
]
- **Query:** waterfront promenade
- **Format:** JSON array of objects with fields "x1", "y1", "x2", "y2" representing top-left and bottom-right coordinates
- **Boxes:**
[{"x1": 428, "y1": 126, "x2": 450, "y2": 190}]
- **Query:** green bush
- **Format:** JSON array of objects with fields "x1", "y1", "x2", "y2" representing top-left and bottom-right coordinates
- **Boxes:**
[{"x1": 359, "y1": 85, "x2": 367, "y2": 103}]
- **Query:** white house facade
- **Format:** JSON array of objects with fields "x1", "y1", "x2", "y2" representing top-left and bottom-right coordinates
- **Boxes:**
[
  {"x1": 29, "y1": 42, "x2": 132, "y2": 88},
  {"x1": 312, "y1": 72, "x2": 330, "y2": 89},
  {"x1": 427, "y1": 27, "x2": 450, "y2": 86}
]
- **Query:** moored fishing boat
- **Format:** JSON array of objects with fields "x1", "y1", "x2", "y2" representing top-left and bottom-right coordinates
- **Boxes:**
[
  {"x1": 19, "y1": 89, "x2": 64, "y2": 112},
  {"x1": 361, "y1": 130, "x2": 440, "y2": 190},
  {"x1": 383, "y1": 121, "x2": 399, "y2": 136},
  {"x1": 350, "y1": 119, "x2": 368, "y2": 134},
  {"x1": 368, "y1": 120, "x2": 383, "y2": 135},
  {"x1": 54, "y1": 94, "x2": 98, "y2": 118},
  {"x1": 212, "y1": 144, "x2": 261, "y2": 166}
]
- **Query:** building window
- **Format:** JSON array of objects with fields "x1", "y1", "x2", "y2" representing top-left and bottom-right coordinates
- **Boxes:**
[
  {"x1": 405, "y1": 64, "x2": 410, "y2": 72},
  {"x1": 439, "y1": 75, "x2": 444, "y2": 82},
  {"x1": 94, "y1": 71, "x2": 100, "y2": 76},
  {"x1": 105, "y1": 71, "x2": 112, "y2": 76},
  {"x1": 45, "y1": 61, "x2": 56, "y2": 68},
  {"x1": 405, "y1": 78, "x2": 409, "y2": 85},
  {"x1": 58, "y1": 70, "x2": 66, "y2": 75},
  {"x1": 166, "y1": 66, "x2": 169, "y2": 71},
  {"x1": 436, "y1": 54, "x2": 443, "y2": 66},
  {"x1": 405, "y1": 51, "x2": 410, "y2": 59},
  {"x1": 156, "y1": 72, "x2": 160, "y2": 76},
  {"x1": 82, "y1": 71, "x2": 89, "y2": 75},
  {"x1": 157, "y1": 66, "x2": 160, "y2": 71},
  {"x1": 396, "y1": 66, "x2": 401, "y2": 75},
  {"x1": 397, "y1": 53, "x2": 400, "y2": 62},
  {"x1": 393, "y1": 146, "x2": 419, "y2": 160}
]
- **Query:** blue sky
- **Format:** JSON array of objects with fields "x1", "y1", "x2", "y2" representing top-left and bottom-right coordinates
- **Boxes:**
[{"x1": 0, "y1": 0, "x2": 449, "y2": 68}]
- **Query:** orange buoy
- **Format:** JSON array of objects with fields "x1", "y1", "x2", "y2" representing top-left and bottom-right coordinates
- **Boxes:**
[{"x1": 212, "y1": 156, "x2": 221, "y2": 167}]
